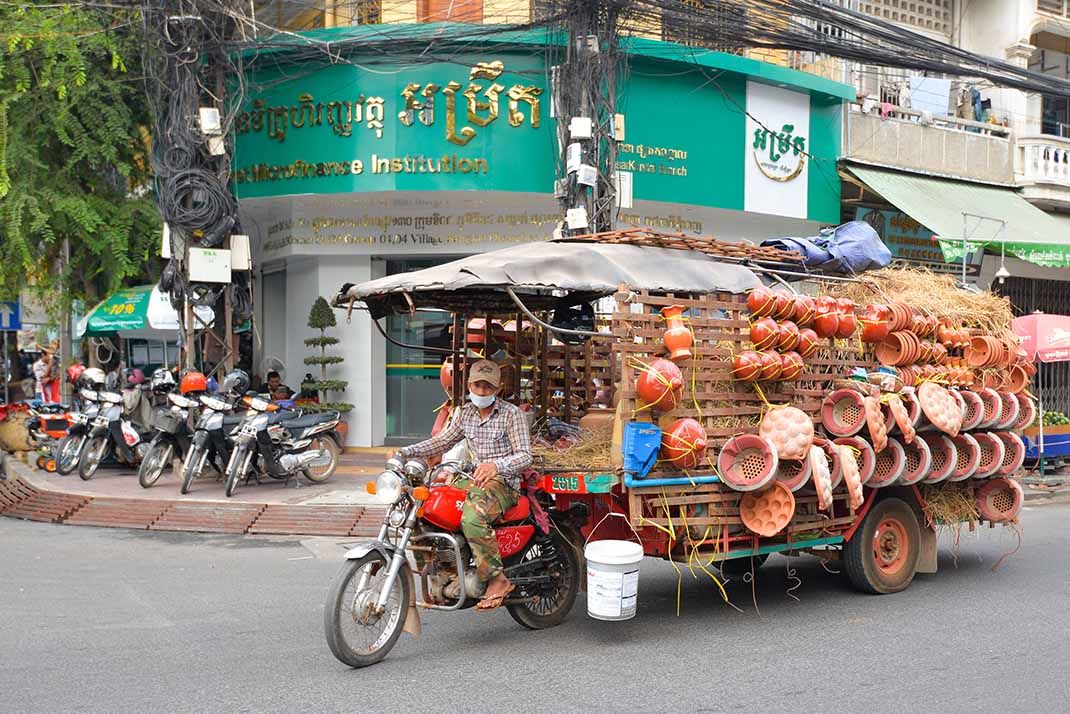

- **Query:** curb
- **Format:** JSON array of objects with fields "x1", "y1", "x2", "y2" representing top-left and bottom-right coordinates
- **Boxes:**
[{"x1": 0, "y1": 459, "x2": 384, "y2": 537}]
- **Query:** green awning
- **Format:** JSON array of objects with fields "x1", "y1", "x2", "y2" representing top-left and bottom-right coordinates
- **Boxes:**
[{"x1": 846, "y1": 164, "x2": 1070, "y2": 269}]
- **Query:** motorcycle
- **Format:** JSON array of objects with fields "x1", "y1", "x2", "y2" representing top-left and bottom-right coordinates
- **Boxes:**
[
  {"x1": 137, "y1": 391, "x2": 196, "y2": 488},
  {"x1": 222, "y1": 395, "x2": 341, "y2": 498},
  {"x1": 180, "y1": 392, "x2": 240, "y2": 495},
  {"x1": 54, "y1": 389, "x2": 101, "y2": 476},
  {"x1": 77, "y1": 389, "x2": 153, "y2": 480},
  {"x1": 323, "y1": 457, "x2": 581, "y2": 669}
]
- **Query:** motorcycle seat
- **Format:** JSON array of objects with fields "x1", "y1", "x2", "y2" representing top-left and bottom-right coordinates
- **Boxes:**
[
  {"x1": 278, "y1": 412, "x2": 334, "y2": 430},
  {"x1": 498, "y1": 497, "x2": 530, "y2": 524}
]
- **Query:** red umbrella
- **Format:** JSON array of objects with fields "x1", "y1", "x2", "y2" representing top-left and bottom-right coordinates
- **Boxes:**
[{"x1": 1012, "y1": 313, "x2": 1070, "y2": 363}]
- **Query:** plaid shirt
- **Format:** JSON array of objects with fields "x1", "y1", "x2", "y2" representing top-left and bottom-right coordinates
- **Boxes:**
[{"x1": 400, "y1": 400, "x2": 532, "y2": 488}]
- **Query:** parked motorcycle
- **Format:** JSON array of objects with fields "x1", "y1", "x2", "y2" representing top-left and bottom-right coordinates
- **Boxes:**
[
  {"x1": 223, "y1": 394, "x2": 341, "y2": 498},
  {"x1": 53, "y1": 388, "x2": 101, "y2": 475},
  {"x1": 179, "y1": 391, "x2": 239, "y2": 495},
  {"x1": 323, "y1": 457, "x2": 580, "y2": 668},
  {"x1": 77, "y1": 389, "x2": 153, "y2": 480},
  {"x1": 137, "y1": 390, "x2": 196, "y2": 488}
]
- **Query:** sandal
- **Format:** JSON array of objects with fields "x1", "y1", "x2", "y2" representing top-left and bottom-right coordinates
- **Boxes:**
[{"x1": 476, "y1": 582, "x2": 516, "y2": 611}]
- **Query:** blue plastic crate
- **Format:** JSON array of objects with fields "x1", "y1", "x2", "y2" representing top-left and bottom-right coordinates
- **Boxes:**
[{"x1": 622, "y1": 421, "x2": 661, "y2": 478}]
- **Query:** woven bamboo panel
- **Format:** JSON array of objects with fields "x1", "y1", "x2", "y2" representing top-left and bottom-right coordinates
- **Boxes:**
[{"x1": 613, "y1": 290, "x2": 873, "y2": 478}]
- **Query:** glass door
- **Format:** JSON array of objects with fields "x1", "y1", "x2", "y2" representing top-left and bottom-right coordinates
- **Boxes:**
[{"x1": 384, "y1": 259, "x2": 456, "y2": 442}]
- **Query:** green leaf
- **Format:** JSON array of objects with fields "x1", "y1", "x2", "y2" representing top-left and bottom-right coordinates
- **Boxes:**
[
  {"x1": 307, "y1": 296, "x2": 337, "y2": 329},
  {"x1": 304, "y1": 336, "x2": 340, "y2": 347},
  {"x1": 304, "y1": 355, "x2": 344, "y2": 365}
]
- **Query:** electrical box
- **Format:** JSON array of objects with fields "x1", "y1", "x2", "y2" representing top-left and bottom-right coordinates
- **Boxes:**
[
  {"x1": 198, "y1": 107, "x2": 222, "y2": 135},
  {"x1": 207, "y1": 135, "x2": 226, "y2": 156},
  {"x1": 229, "y1": 234, "x2": 251, "y2": 271},
  {"x1": 577, "y1": 164, "x2": 598, "y2": 187},
  {"x1": 188, "y1": 247, "x2": 232, "y2": 283},
  {"x1": 614, "y1": 113, "x2": 626, "y2": 142},
  {"x1": 553, "y1": 178, "x2": 568, "y2": 199},
  {"x1": 566, "y1": 143, "x2": 583, "y2": 173},
  {"x1": 614, "y1": 170, "x2": 634, "y2": 209},
  {"x1": 565, "y1": 206, "x2": 589, "y2": 230},
  {"x1": 569, "y1": 116, "x2": 593, "y2": 140}
]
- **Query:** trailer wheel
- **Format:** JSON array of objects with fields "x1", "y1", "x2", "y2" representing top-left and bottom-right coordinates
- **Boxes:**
[{"x1": 844, "y1": 497, "x2": 920, "y2": 594}]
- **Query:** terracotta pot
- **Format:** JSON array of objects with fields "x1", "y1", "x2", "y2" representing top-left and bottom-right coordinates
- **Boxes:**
[
  {"x1": 836, "y1": 312, "x2": 858, "y2": 339},
  {"x1": 732, "y1": 351, "x2": 763, "y2": 383},
  {"x1": 439, "y1": 356, "x2": 465, "y2": 395},
  {"x1": 995, "y1": 432, "x2": 1026, "y2": 475},
  {"x1": 740, "y1": 481, "x2": 796, "y2": 537},
  {"x1": 948, "y1": 433, "x2": 981, "y2": 481},
  {"x1": 747, "y1": 287, "x2": 776, "y2": 317},
  {"x1": 932, "y1": 342, "x2": 948, "y2": 365},
  {"x1": 977, "y1": 478, "x2": 1023, "y2": 522},
  {"x1": 779, "y1": 351, "x2": 805, "y2": 381},
  {"x1": 771, "y1": 291, "x2": 795, "y2": 320},
  {"x1": 918, "y1": 340, "x2": 934, "y2": 363},
  {"x1": 833, "y1": 435, "x2": 876, "y2": 485},
  {"x1": 796, "y1": 328, "x2": 820, "y2": 358},
  {"x1": 757, "y1": 350, "x2": 782, "y2": 381},
  {"x1": 869, "y1": 437, "x2": 907, "y2": 488},
  {"x1": 876, "y1": 332, "x2": 911, "y2": 367},
  {"x1": 717, "y1": 434, "x2": 778, "y2": 492},
  {"x1": 899, "y1": 436, "x2": 933, "y2": 486},
  {"x1": 920, "y1": 433, "x2": 957, "y2": 484},
  {"x1": 1014, "y1": 394, "x2": 1037, "y2": 430},
  {"x1": 660, "y1": 417, "x2": 708, "y2": 470},
  {"x1": 635, "y1": 358, "x2": 684, "y2": 412},
  {"x1": 820, "y1": 389, "x2": 867, "y2": 437},
  {"x1": 750, "y1": 317, "x2": 779, "y2": 351},
  {"x1": 661, "y1": 305, "x2": 693, "y2": 363},
  {"x1": 792, "y1": 295, "x2": 816, "y2": 327},
  {"x1": 776, "y1": 321, "x2": 801, "y2": 352},
  {"x1": 813, "y1": 312, "x2": 839, "y2": 339},
  {"x1": 966, "y1": 335, "x2": 993, "y2": 368}
]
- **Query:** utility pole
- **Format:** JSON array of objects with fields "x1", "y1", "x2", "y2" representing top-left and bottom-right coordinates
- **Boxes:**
[
  {"x1": 555, "y1": 0, "x2": 622, "y2": 237},
  {"x1": 59, "y1": 237, "x2": 73, "y2": 401}
]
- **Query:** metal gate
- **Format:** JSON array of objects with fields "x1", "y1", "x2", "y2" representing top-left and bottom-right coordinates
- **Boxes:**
[{"x1": 996, "y1": 276, "x2": 1070, "y2": 417}]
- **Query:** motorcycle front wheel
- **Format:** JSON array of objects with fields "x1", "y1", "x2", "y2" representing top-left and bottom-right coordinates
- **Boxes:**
[
  {"x1": 224, "y1": 446, "x2": 252, "y2": 497},
  {"x1": 302, "y1": 436, "x2": 340, "y2": 483},
  {"x1": 324, "y1": 553, "x2": 411, "y2": 669},
  {"x1": 78, "y1": 436, "x2": 109, "y2": 481},
  {"x1": 138, "y1": 440, "x2": 173, "y2": 489},
  {"x1": 54, "y1": 435, "x2": 85, "y2": 475},
  {"x1": 180, "y1": 444, "x2": 207, "y2": 495},
  {"x1": 507, "y1": 530, "x2": 580, "y2": 630}
]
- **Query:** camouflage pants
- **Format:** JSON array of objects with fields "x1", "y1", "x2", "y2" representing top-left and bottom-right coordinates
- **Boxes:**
[{"x1": 455, "y1": 477, "x2": 517, "y2": 585}]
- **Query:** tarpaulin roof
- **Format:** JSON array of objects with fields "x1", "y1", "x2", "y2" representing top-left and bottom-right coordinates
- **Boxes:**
[
  {"x1": 76, "y1": 285, "x2": 213, "y2": 340},
  {"x1": 845, "y1": 165, "x2": 1070, "y2": 269},
  {"x1": 334, "y1": 240, "x2": 762, "y2": 318},
  {"x1": 1013, "y1": 313, "x2": 1070, "y2": 363}
]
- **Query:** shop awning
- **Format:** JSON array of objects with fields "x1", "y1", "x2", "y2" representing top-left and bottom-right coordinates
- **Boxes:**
[
  {"x1": 76, "y1": 285, "x2": 213, "y2": 341},
  {"x1": 845, "y1": 165, "x2": 1070, "y2": 269}
]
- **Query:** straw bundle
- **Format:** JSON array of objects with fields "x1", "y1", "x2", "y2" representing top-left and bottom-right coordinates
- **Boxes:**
[
  {"x1": 533, "y1": 422, "x2": 614, "y2": 469},
  {"x1": 920, "y1": 481, "x2": 979, "y2": 527},
  {"x1": 822, "y1": 267, "x2": 1014, "y2": 333}
]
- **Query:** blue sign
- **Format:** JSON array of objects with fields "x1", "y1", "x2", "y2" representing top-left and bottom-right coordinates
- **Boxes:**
[{"x1": 0, "y1": 301, "x2": 20, "y2": 330}]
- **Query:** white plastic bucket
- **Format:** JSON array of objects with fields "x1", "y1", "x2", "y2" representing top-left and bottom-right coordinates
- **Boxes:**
[{"x1": 585, "y1": 539, "x2": 643, "y2": 621}]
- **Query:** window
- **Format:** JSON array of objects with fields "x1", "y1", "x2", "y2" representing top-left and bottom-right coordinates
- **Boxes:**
[
  {"x1": 858, "y1": 0, "x2": 953, "y2": 38},
  {"x1": 662, "y1": 0, "x2": 746, "y2": 55}
]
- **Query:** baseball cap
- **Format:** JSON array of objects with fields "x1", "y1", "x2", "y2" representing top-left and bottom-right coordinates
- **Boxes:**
[{"x1": 467, "y1": 359, "x2": 501, "y2": 388}]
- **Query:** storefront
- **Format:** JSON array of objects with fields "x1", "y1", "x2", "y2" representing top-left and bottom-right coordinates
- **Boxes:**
[{"x1": 235, "y1": 27, "x2": 853, "y2": 446}]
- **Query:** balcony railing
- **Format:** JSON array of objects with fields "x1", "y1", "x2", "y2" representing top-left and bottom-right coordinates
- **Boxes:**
[
  {"x1": 1017, "y1": 134, "x2": 1070, "y2": 185},
  {"x1": 847, "y1": 104, "x2": 1013, "y2": 184}
]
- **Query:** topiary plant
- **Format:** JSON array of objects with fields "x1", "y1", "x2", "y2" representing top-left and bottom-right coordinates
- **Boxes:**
[{"x1": 303, "y1": 297, "x2": 353, "y2": 412}]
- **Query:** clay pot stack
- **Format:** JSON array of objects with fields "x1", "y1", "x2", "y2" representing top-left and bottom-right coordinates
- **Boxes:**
[{"x1": 738, "y1": 287, "x2": 816, "y2": 384}]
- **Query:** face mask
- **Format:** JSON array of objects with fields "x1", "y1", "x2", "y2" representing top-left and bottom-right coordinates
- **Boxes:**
[{"x1": 469, "y1": 391, "x2": 496, "y2": 409}]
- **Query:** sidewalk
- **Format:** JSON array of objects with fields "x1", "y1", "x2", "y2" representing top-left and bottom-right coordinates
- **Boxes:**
[{"x1": 0, "y1": 450, "x2": 390, "y2": 536}]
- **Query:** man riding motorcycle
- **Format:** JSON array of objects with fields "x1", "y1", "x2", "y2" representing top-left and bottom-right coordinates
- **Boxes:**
[{"x1": 396, "y1": 359, "x2": 531, "y2": 611}]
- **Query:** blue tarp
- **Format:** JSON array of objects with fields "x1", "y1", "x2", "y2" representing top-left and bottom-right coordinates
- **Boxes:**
[{"x1": 760, "y1": 220, "x2": 892, "y2": 275}]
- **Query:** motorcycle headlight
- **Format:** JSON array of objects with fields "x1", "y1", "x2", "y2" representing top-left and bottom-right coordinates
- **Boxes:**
[{"x1": 375, "y1": 470, "x2": 404, "y2": 504}]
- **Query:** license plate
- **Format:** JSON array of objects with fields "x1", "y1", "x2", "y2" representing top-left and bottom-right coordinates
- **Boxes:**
[
  {"x1": 92, "y1": 416, "x2": 109, "y2": 428},
  {"x1": 240, "y1": 423, "x2": 259, "y2": 437}
]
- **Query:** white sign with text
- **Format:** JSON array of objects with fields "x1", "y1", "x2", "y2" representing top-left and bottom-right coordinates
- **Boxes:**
[{"x1": 744, "y1": 81, "x2": 810, "y2": 220}]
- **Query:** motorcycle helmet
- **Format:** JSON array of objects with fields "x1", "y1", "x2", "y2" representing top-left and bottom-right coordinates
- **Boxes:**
[
  {"x1": 124, "y1": 367, "x2": 146, "y2": 387},
  {"x1": 81, "y1": 367, "x2": 106, "y2": 388},
  {"x1": 151, "y1": 368, "x2": 176, "y2": 394},
  {"x1": 67, "y1": 364, "x2": 85, "y2": 385},
  {"x1": 219, "y1": 369, "x2": 250, "y2": 396},
  {"x1": 180, "y1": 370, "x2": 208, "y2": 395}
]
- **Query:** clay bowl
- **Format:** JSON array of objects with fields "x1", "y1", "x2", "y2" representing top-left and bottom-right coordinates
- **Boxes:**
[
  {"x1": 966, "y1": 336, "x2": 993, "y2": 368},
  {"x1": 876, "y1": 332, "x2": 911, "y2": 367}
]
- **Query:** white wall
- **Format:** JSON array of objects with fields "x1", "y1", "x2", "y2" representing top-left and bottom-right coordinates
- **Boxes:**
[{"x1": 281, "y1": 255, "x2": 386, "y2": 447}]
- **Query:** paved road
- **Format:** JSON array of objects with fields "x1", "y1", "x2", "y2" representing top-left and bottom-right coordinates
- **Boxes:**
[{"x1": 3, "y1": 503, "x2": 1069, "y2": 714}]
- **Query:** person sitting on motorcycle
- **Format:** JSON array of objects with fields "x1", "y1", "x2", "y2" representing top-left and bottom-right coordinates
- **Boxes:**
[{"x1": 397, "y1": 359, "x2": 531, "y2": 611}]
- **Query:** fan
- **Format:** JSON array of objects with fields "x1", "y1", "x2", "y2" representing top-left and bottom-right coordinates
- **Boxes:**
[{"x1": 260, "y1": 354, "x2": 286, "y2": 380}]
